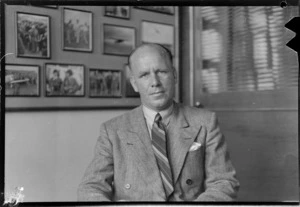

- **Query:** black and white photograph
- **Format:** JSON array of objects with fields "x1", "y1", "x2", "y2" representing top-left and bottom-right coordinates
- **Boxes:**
[
  {"x1": 89, "y1": 69, "x2": 121, "y2": 97},
  {"x1": 5, "y1": 64, "x2": 40, "y2": 96},
  {"x1": 63, "y1": 8, "x2": 92, "y2": 52},
  {"x1": 45, "y1": 63, "x2": 84, "y2": 96},
  {"x1": 141, "y1": 21, "x2": 174, "y2": 54},
  {"x1": 104, "y1": 6, "x2": 130, "y2": 19},
  {"x1": 134, "y1": 6, "x2": 174, "y2": 15},
  {"x1": 16, "y1": 12, "x2": 50, "y2": 58},
  {"x1": 103, "y1": 24, "x2": 135, "y2": 55},
  {"x1": 3, "y1": 4, "x2": 299, "y2": 204},
  {"x1": 124, "y1": 64, "x2": 139, "y2": 97}
]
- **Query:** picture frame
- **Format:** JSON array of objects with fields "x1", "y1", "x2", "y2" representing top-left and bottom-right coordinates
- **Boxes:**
[
  {"x1": 141, "y1": 21, "x2": 174, "y2": 55},
  {"x1": 103, "y1": 24, "x2": 135, "y2": 56},
  {"x1": 62, "y1": 8, "x2": 93, "y2": 52},
  {"x1": 45, "y1": 63, "x2": 85, "y2": 97},
  {"x1": 89, "y1": 69, "x2": 122, "y2": 98},
  {"x1": 124, "y1": 64, "x2": 139, "y2": 97},
  {"x1": 5, "y1": 64, "x2": 40, "y2": 97},
  {"x1": 134, "y1": 6, "x2": 174, "y2": 15},
  {"x1": 104, "y1": 6, "x2": 130, "y2": 19},
  {"x1": 43, "y1": 5, "x2": 58, "y2": 8},
  {"x1": 16, "y1": 12, "x2": 50, "y2": 58},
  {"x1": 34, "y1": 5, "x2": 58, "y2": 9}
]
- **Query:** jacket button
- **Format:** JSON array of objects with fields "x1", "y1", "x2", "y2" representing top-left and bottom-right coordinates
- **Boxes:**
[
  {"x1": 124, "y1": 184, "x2": 131, "y2": 189},
  {"x1": 186, "y1": 179, "x2": 193, "y2": 185}
]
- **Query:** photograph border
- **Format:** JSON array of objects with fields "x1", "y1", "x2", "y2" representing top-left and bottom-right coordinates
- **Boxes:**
[
  {"x1": 62, "y1": 7, "x2": 93, "y2": 53},
  {"x1": 34, "y1": 5, "x2": 58, "y2": 9},
  {"x1": 104, "y1": 6, "x2": 131, "y2": 20},
  {"x1": 15, "y1": 11, "x2": 51, "y2": 59},
  {"x1": 88, "y1": 68, "x2": 122, "y2": 98},
  {"x1": 134, "y1": 6, "x2": 174, "y2": 15},
  {"x1": 44, "y1": 62, "x2": 85, "y2": 97},
  {"x1": 5, "y1": 64, "x2": 40, "y2": 97},
  {"x1": 103, "y1": 23, "x2": 136, "y2": 56}
]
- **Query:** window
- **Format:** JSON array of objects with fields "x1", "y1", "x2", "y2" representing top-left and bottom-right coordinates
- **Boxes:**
[{"x1": 198, "y1": 6, "x2": 298, "y2": 94}]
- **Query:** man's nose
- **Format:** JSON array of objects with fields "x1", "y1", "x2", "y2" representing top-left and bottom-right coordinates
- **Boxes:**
[{"x1": 150, "y1": 73, "x2": 160, "y2": 87}]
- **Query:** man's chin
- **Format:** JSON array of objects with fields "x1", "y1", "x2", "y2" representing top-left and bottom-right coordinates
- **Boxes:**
[{"x1": 150, "y1": 100, "x2": 172, "y2": 111}]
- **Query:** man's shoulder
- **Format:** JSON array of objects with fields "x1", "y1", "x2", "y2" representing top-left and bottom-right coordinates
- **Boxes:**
[
  {"x1": 178, "y1": 103, "x2": 213, "y2": 116},
  {"x1": 102, "y1": 106, "x2": 141, "y2": 130},
  {"x1": 177, "y1": 103, "x2": 214, "y2": 125}
]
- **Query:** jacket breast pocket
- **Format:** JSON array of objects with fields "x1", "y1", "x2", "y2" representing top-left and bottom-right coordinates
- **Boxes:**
[
  {"x1": 183, "y1": 145, "x2": 205, "y2": 179},
  {"x1": 179, "y1": 145, "x2": 205, "y2": 199}
]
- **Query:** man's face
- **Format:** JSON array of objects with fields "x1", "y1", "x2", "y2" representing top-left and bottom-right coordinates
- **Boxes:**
[
  {"x1": 53, "y1": 72, "x2": 58, "y2": 78},
  {"x1": 130, "y1": 47, "x2": 177, "y2": 112}
]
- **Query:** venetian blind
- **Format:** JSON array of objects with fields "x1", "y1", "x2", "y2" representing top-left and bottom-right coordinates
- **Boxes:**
[{"x1": 200, "y1": 6, "x2": 299, "y2": 94}]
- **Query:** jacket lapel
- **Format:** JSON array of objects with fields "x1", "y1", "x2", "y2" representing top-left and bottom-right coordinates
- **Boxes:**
[
  {"x1": 168, "y1": 103, "x2": 202, "y2": 184},
  {"x1": 117, "y1": 106, "x2": 166, "y2": 198}
]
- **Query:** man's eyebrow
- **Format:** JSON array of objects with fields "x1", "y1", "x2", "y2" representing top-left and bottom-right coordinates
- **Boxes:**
[{"x1": 138, "y1": 71, "x2": 149, "y2": 76}]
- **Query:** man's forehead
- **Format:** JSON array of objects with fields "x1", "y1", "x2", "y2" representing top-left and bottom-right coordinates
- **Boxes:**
[{"x1": 131, "y1": 45, "x2": 164, "y2": 61}]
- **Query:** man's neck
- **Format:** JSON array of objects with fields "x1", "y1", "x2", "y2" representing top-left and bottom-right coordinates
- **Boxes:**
[{"x1": 142, "y1": 102, "x2": 174, "y2": 126}]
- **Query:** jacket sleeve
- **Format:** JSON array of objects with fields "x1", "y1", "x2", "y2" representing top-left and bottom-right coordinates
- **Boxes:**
[
  {"x1": 195, "y1": 112, "x2": 240, "y2": 201},
  {"x1": 77, "y1": 123, "x2": 114, "y2": 201}
]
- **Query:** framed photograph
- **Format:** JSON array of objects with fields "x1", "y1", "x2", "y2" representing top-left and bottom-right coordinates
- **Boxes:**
[
  {"x1": 124, "y1": 64, "x2": 139, "y2": 97},
  {"x1": 16, "y1": 12, "x2": 50, "y2": 58},
  {"x1": 62, "y1": 8, "x2": 92, "y2": 52},
  {"x1": 141, "y1": 21, "x2": 174, "y2": 55},
  {"x1": 89, "y1": 69, "x2": 122, "y2": 97},
  {"x1": 134, "y1": 6, "x2": 174, "y2": 15},
  {"x1": 45, "y1": 63, "x2": 85, "y2": 97},
  {"x1": 5, "y1": 64, "x2": 40, "y2": 97},
  {"x1": 104, "y1": 6, "x2": 130, "y2": 19},
  {"x1": 103, "y1": 24, "x2": 135, "y2": 56}
]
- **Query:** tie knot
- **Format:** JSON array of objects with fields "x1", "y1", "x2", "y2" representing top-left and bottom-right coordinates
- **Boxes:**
[{"x1": 154, "y1": 113, "x2": 162, "y2": 123}]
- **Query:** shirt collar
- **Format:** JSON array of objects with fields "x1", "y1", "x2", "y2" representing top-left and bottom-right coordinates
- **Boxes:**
[{"x1": 142, "y1": 103, "x2": 174, "y2": 127}]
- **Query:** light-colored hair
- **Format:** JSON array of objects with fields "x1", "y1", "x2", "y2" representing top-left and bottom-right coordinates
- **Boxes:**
[{"x1": 128, "y1": 43, "x2": 173, "y2": 70}]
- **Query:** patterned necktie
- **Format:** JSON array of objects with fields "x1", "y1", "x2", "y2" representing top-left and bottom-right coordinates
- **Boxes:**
[{"x1": 151, "y1": 113, "x2": 174, "y2": 198}]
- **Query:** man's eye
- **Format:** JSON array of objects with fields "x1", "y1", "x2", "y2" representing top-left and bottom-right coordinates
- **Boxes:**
[{"x1": 140, "y1": 73, "x2": 148, "y2": 78}]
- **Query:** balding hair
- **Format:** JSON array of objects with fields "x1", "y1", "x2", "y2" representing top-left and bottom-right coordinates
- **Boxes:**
[{"x1": 128, "y1": 43, "x2": 173, "y2": 70}]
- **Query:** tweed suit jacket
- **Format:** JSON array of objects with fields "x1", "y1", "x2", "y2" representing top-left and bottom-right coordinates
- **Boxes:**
[{"x1": 77, "y1": 102, "x2": 239, "y2": 201}]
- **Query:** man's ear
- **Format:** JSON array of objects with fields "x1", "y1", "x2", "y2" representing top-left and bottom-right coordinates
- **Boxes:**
[
  {"x1": 127, "y1": 64, "x2": 139, "y2": 93},
  {"x1": 172, "y1": 67, "x2": 178, "y2": 84},
  {"x1": 130, "y1": 76, "x2": 139, "y2": 92}
]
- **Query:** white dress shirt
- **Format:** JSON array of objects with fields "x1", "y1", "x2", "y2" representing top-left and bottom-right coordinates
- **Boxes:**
[{"x1": 142, "y1": 103, "x2": 174, "y2": 137}]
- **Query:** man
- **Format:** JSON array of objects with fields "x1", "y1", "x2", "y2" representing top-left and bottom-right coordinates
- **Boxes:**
[
  {"x1": 105, "y1": 71, "x2": 113, "y2": 95},
  {"x1": 78, "y1": 43, "x2": 239, "y2": 201},
  {"x1": 74, "y1": 19, "x2": 81, "y2": 44},
  {"x1": 95, "y1": 70, "x2": 106, "y2": 95},
  {"x1": 48, "y1": 69, "x2": 63, "y2": 95},
  {"x1": 65, "y1": 20, "x2": 73, "y2": 45},
  {"x1": 63, "y1": 69, "x2": 80, "y2": 95},
  {"x1": 111, "y1": 72, "x2": 120, "y2": 96}
]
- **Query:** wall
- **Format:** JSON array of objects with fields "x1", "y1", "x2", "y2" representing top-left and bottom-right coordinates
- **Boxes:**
[
  {"x1": 218, "y1": 110, "x2": 298, "y2": 201},
  {"x1": 5, "y1": 5, "x2": 176, "y2": 109},
  {"x1": 5, "y1": 5, "x2": 176, "y2": 201},
  {"x1": 5, "y1": 110, "x2": 127, "y2": 201}
]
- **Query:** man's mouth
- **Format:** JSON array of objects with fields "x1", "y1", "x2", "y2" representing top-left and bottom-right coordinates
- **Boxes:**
[{"x1": 151, "y1": 91, "x2": 164, "y2": 95}]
